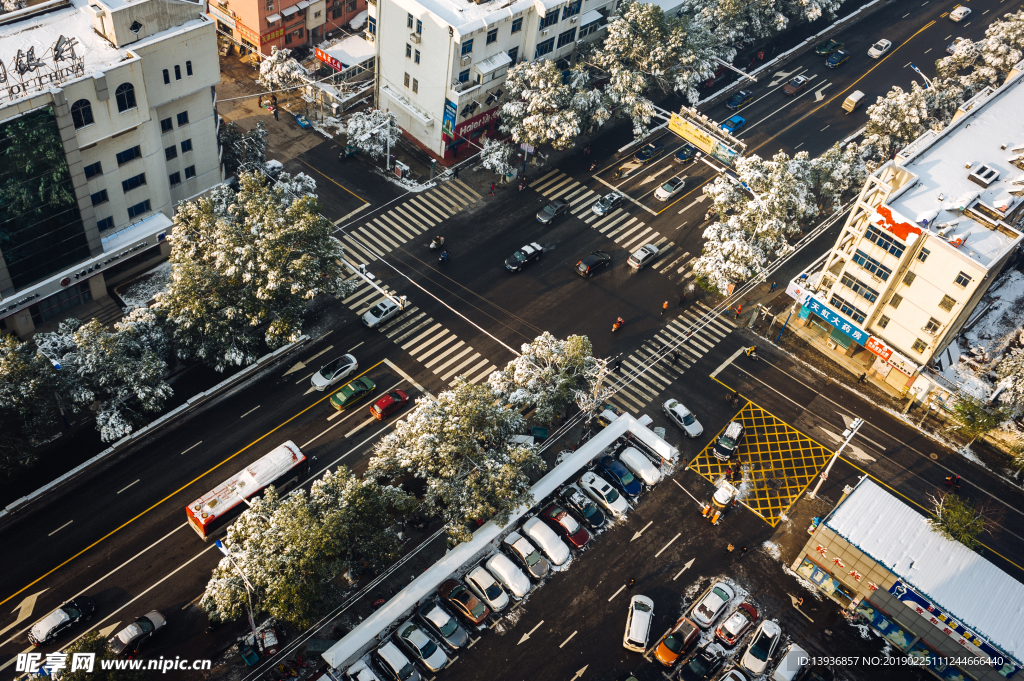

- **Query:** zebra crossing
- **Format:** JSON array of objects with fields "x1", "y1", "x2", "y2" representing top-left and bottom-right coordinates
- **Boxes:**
[
  {"x1": 607, "y1": 301, "x2": 737, "y2": 414},
  {"x1": 530, "y1": 170, "x2": 698, "y2": 285},
  {"x1": 337, "y1": 180, "x2": 483, "y2": 266},
  {"x1": 341, "y1": 278, "x2": 499, "y2": 387}
]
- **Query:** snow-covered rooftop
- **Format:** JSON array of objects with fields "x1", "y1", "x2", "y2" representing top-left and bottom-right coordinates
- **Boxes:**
[
  {"x1": 409, "y1": 0, "x2": 533, "y2": 38},
  {"x1": 320, "y1": 34, "x2": 374, "y2": 69},
  {"x1": 825, "y1": 478, "x2": 1024, "y2": 664},
  {"x1": 884, "y1": 76, "x2": 1024, "y2": 269}
]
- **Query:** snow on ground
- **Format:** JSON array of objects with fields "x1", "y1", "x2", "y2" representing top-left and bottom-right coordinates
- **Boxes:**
[
  {"x1": 781, "y1": 564, "x2": 824, "y2": 600},
  {"x1": 761, "y1": 541, "x2": 781, "y2": 560},
  {"x1": 116, "y1": 261, "x2": 171, "y2": 309}
]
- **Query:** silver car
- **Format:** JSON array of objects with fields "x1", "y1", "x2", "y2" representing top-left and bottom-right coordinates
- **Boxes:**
[
  {"x1": 503, "y1": 530, "x2": 550, "y2": 580},
  {"x1": 592, "y1": 192, "x2": 623, "y2": 216},
  {"x1": 395, "y1": 619, "x2": 448, "y2": 672},
  {"x1": 627, "y1": 244, "x2": 660, "y2": 270},
  {"x1": 311, "y1": 353, "x2": 358, "y2": 390},
  {"x1": 416, "y1": 600, "x2": 469, "y2": 650},
  {"x1": 363, "y1": 299, "x2": 401, "y2": 328},
  {"x1": 664, "y1": 399, "x2": 703, "y2": 438}
]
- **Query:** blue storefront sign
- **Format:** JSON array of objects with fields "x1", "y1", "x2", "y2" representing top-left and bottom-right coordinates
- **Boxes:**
[
  {"x1": 442, "y1": 100, "x2": 457, "y2": 138},
  {"x1": 801, "y1": 295, "x2": 869, "y2": 345}
]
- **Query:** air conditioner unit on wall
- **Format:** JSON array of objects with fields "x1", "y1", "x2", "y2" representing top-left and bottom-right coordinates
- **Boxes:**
[
  {"x1": 541, "y1": 28, "x2": 549, "y2": 35},
  {"x1": 461, "y1": 54, "x2": 471, "y2": 63},
  {"x1": 364, "y1": 31, "x2": 375, "y2": 41},
  {"x1": 570, "y1": 16, "x2": 577, "y2": 23},
  {"x1": 410, "y1": 32, "x2": 420, "y2": 43}
]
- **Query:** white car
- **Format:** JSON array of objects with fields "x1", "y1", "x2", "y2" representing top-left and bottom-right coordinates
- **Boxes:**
[
  {"x1": 485, "y1": 553, "x2": 532, "y2": 599},
  {"x1": 465, "y1": 565, "x2": 509, "y2": 612},
  {"x1": 690, "y1": 581, "x2": 735, "y2": 628},
  {"x1": 947, "y1": 36, "x2": 966, "y2": 54},
  {"x1": 311, "y1": 353, "x2": 358, "y2": 390},
  {"x1": 618, "y1": 447, "x2": 662, "y2": 486},
  {"x1": 345, "y1": 660, "x2": 382, "y2": 681},
  {"x1": 654, "y1": 176, "x2": 685, "y2": 201},
  {"x1": 623, "y1": 595, "x2": 655, "y2": 652},
  {"x1": 627, "y1": 244, "x2": 660, "y2": 270},
  {"x1": 664, "y1": 399, "x2": 703, "y2": 438},
  {"x1": 503, "y1": 531, "x2": 550, "y2": 580},
  {"x1": 867, "y1": 39, "x2": 891, "y2": 58},
  {"x1": 949, "y1": 5, "x2": 970, "y2": 21},
  {"x1": 362, "y1": 298, "x2": 401, "y2": 328},
  {"x1": 720, "y1": 669, "x2": 748, "y2": 681},
  {"x1": 578, "y1": 471, "x2": 630, "y2": 517},
  {"x1": 740, "y1": 620, "x2": 782, "y2": 675},
  {"x1": 395, "y1": 619, "x2": 448, "y2": 673},
  {"x1": 522, "y1": 516, "x2": 570, "y2": 566}
]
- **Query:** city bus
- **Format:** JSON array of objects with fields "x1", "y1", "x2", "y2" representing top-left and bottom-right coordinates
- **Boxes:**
[{"x1": 186, "y1": 441, "x2": 308, "y2": 540}]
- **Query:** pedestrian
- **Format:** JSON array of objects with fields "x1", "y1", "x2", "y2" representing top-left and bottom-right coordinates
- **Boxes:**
[
  {"x1": 796, "y1": 597, "x2": 804, "y2": 607},
  {"x1": 673, "y1": 350, "x2": 680, "y2": 364},
  {"x1": 741, "y1": 546, "x2": 748, "y2": 557},
  {"x1": 725, "y1": 466, "x2": 733, "y2": 477},
  {"x1": 585, "y1": 144, "x2": 591, "y2": 156},
  {"x1": 858, "y1": 373, "x2": 867, "y2": 384},
  {"x1": 271, "y1": 94, "x2": 277, "y2": 107},
  {"x1": 614, "y1": 360, "x2": 622, "y2": 373},
  {"x1": 454, "y1": 165, "x2": 460, "y2": 179},
  {"x1": 661, "y1": 300, "x2": 669, "y2": 316},
  {"x1": 257, "y1": 94, "x2": 263, "y2": 108},
  {"x1": 734, "y1": 304, "x2": 743, "y2": 319},
  {"x1": 273, "y1": 107, "x2": 279, "y2": 121},
  {"x1": 770, "y1": 281, "x2": 777, "y2": 292},
  {"x1": 726, "y1": 543, "x2": 735, "y2": 553},
  {"x1": 489, "y1": 182, "x2": 495, "y2": 196},
  {"x1": 679, "y1": 292, "x2": 686, "y2": 307},
  {"x1": 627, "y1": 578, "x2": 635, "y2": 589}
]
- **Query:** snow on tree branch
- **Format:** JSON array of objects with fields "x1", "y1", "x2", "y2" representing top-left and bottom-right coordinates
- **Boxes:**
[
  {"x1": 258, "y1": 47, "x2": 308, "y2": 90},
  {"x1": 479, "y1": 137, "x2": 516, "y2": 177},
  {"x1": 345, "y1": 109, "x2": 400, "y2": 160}
]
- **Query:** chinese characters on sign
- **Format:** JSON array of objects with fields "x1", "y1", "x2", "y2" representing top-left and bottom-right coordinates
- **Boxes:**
[
  {"x1": 1, "y1": 35, "x2": 85, "y2": 103},
  {"x1": 261, "y1": 26, "x2": 286, "y2": 43},
  {"x1": 17, "y1": 653, "x2": 95, "y2": 674},
  {"x1": 315, "y1": 47, "x2": 345, "y2": 72},
  {"x1": 801, "y1": 294, "x2": 869, "y2": 345}
]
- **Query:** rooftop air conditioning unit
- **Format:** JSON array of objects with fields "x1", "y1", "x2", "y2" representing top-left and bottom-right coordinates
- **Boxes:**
[{"x1": 968, "y1": 164, "x2": 999, "y2": 187}]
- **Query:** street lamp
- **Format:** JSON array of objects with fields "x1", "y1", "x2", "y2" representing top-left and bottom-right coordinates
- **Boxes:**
[
  {"x1": 807, "y1": 418, "x2": 864, "y2": 499},
  {"x1": 214, "y1": 539, "x2": 261, "y2": 651}
]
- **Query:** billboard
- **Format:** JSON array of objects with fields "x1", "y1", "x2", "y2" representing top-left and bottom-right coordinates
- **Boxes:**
[
  {"x1": 442, "y1": 100, "x2": 457, "y2": 138},
  {"x1": 668, "y1": 113, "x2": 740, "y2": 167}
]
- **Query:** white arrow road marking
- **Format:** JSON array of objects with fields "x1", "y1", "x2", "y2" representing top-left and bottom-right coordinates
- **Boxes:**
[
  {"x1": 639, "y1": 166, "x2": 672, "y2": 185},
  {"x1": 679, "y1": 194, "x2": 708, "y2": 214},
  {"x1": 672, "y1": 557, "x2": 696, "y2": 581},
  {"x1": 814, "y1": 83, "x2": 832, "y2": 102},
  {"x1": 0, "y1": 590, "x2": 47, "y2": 638},
  {"x1": 570, "y1": 665, "x2": 589, "y2": 680},
  {"x1": 655, "y1": 533, "x2": 681, "y2": 558},
  {"x1": 518, "y1": 620, "x2": 544, "y2": 644},
  {"x1": 631, "y1": 521, "x2": 653, "y2": 541},
  {"x1": 769, "y1": 67, "x2": 801, "y2": 87},
  {"x1": 559, "y1": 631, "x2": 577, "y2": 648},
  {"x1": 820, "y1": 427, "x2": 876, "y2": 463},
  {"x1": 98, "y1": 621, "x2": 121, "y2": 638},
  {"x1": 283, "y1": 345, "x2": 334, "y2": 376}
]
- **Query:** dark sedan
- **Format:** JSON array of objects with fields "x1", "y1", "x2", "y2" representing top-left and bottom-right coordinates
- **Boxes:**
[
  {"x1": 597, "y1": 455, "x2": 642, "y2": 498},
  {"x1": 633, "y1": 142, "x2": 665, "y2": 164},
  {"x1": 575, "y1": 251, "x2": 611, "y2": 278},
  {"x1": 29, "y1": 597, "x2": 96, "y2": 646},
  {"x1": 541, "y1": 503, "x2": 590, "y2": 548},
  {"x1": 537, "y1": 199, "x2": 570, "y2": 224},
  {"x1": 674, "y1": 144, "x2": 696, "y2": 163},
  {"x1": 815, "y1": 38, "x2": 844, "y2": 55},
  {"x1": 559, "y1": 484, "x2": 606, "y2": 529},
  {"x1": 782, "y1": 74, "x2": 810, "y2": 95},
  {"x1": 725, "y1": 89, "x2": 754, "y2": 110},
  {"x1": 108, "y1": 611, "x2": 167, "y2": 658},
  {"x1": 505, "y1": 242, "x2": 543, "y2": 272},
  {"x1": 678, "y1": 644, "x2": 725, "y2": 681},
  {"x1": 826, "y1": 49, "x2": 851, "y2": 68}
]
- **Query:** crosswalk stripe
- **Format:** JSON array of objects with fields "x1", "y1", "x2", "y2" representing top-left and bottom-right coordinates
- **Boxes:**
[
  {"x1": 363, "y1": 222, "x2": 402, "y2": 249},
  {"x1": 405, "y1": 327, "x2": 449, "y2": 355},
  {"x1": 571, "y1": 194, "x2": 599, "y2": 214},
  {"x1": 415, "y1": 194, "x2": 452, "y2": 219},
  {"x1": 563, "y1": 186, "x2": 591, "y2": 202},
  {"x1": 356, "y1": 226, "x2": 393, "y2": 253},
  {"x1": 427, "y1": 188, "x2": 462, "y2": 212},
  {"x1": 431, "y1": 344, "x2": 473, "y2": 372},
  {"x1": 384, "y1": 208, "x2": 422, "y2": 235},
  {"x1": 425, "y1": 340, "x2": 466, "y2": 368},
  {"x1": 452, "y1": 178, "x2": 483, "y2": 200},
  {"x1": 676, "y1": 258, "x2": 693, "y2": 274},
  {"x1": 378, "y1": 306, "x2": 416, "y2": 332},
  {"x1": 409, "y1": 196, "x2": 447, "y2": 222},
  {"x1": 389, "y1": 318, "x2": 432, "y2": 344},
  {"x1": 416, "y1": 334, "x2": 458, "y2": 361},
  {"x1": 543, "y1": 177, "x2": 574, "y2": 195},
  {"x1": 696, "y1": 301, "x2": 738, "y2": 328},
  {"x1": 398, "y1": 202, "x2": 437, "y2": 227},
  {"x1": 619, "y1": 227, "x2": 652, "y2": 249},
  {"x1": 532, "y1": 173, "x2": 566, "y2": 192},
  {"x1": 468, "y1": 364, "x2": 497, "y2": 384},
  {"x1": 592, "y1": 209, "x2": 626, "y2": 230},
  {"x1": 614, "y1": 385, "x2": 650, "y2": 411},
  {"x1": 376, "y1": 216, "x2": 416, "y2": 242},
  {"x1": 660, "y1": 252, "x2": 690, "y2": 273},
  {"x1": 533, "y1": 169, "x2": 560, "y2": 185},
  {"x1": 341, "y1": 236, "x2": 377, "y2": 264},
  {"x1": 379, "y1": 212, "x2": 421, "y2": 238},
  {"x1": 600, "y1": 215, "x2": 634, "y2": 236},
  {"x1": 395, "y1": 204, "x2": 435, "y2": 229},
  {"x1": 614, "y1": 222, "x2": 646, "y2": 243},
  {"x1": 549, "y1": 181, "x2": 581, "y2": 200},
  {"x1": 456, "y1": 358, "x2": 492, "y2": 384},
  {"x1": 344, "y1": 284, "x2": 383, "y2": 308},
  {"x1": 400, "y1": 323, "x2": 443, "y2": 350},
  {"x1": 385, "y1": 312, "x2": 428, "y2": 340},
  {"x1": 440, "y1": 352, "x2": 481, "y2": 381}
]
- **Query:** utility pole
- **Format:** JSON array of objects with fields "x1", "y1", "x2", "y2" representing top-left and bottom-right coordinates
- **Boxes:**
[
  {"x1": 338, "y1": 256, "x2": 408, "y2": 310},
  {"x1": 807, "y1": 418, "x2": 864, "y2": 499},
  {"x1": 214, "y1": 539, "x2": 261, "y2": 650}
]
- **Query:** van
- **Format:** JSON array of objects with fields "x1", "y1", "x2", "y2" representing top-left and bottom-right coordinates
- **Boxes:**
[
  {"x1": 522, "y1": 517, "x2": 571, "y2": 566},
  {"x1": 485, "y1": 553, "x2": 532, "y2": 599},
  {"x1": 714, "y1": 421, "x2": 745, "y2": 461},
  {"x1": 623, "y1": 595, "x2": 655, "y2": 652},
  {"x1": 842, "y1": 90, "x2": 864, "y2": 112},
  {"x1": 771, "y1": 643, "x2": 809, "y2": 681},
  {"x1": 619, "y1": 447, "x2": 662, "y2": 487},
  {"x1": 373, "y1": 641, "x2": 421, "y2": 681}
]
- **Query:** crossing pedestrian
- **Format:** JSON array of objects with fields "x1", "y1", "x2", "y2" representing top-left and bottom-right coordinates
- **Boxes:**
[
  {"x1": 489, "y1": 182, "x2": 495, "y2": 196},
  {"x1": 734, "y1": 304, "x2": 743, "y2": 319},
  {"x1": 257, "y1": 94, "x2": 264, "y2": 108},
  {"x1": 627, "y1": 578, "x2": 635, "y2": 589},
  {"x1": 741, "y1": 546, "x2": 748, "y2": 557},
  {"x1": 661, "y1": 300, "x2": 669, "y2": 316},
  {"x1": 673, "y1": 350, "x2": 681, "y2": 364},
  {"x1": 273, "y1": 107, "x2": 279, "y2": 121},
  {"x1": 614, "y1": 360, "x2": 622, "y2": 373},
  {"x1": 679, "y1": 292, "x2": 686, "y2": 307},
  {"x1": 271, "y1": 94, "x2": 277, "y2": 107},
  {"x1": 769, "y1": 281, "x2": 777, "y2": 292},
  {"x1": 584, "y1": 144, "x2": 591, "y2": 156},
  {"x1": 726, "y1": 543, "x2": 735, "y2": 554}
]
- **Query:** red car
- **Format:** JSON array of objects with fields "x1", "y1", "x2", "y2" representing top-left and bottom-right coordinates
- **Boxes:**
[
  {"x1": 715, "y1": 601, "x2": 758, "y2": 647},
  {"x1": 540, "y1": 503, "x2": 590, "y2": 548},
  {"x1": 437, "y1": 579, "x2": 490, "y2": 625},
  {"x1": 370, "y1": 390, "x2": 410, "y2": 420}
]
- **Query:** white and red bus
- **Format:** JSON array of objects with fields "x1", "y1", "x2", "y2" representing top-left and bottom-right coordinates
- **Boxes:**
[{"x1": 186, "y1": 441, "x2": 308, "y2": 540}]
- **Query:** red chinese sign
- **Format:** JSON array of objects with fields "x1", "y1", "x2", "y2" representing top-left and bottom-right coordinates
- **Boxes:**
[
  {"x1": 315, "y1": 47, "x2": 346, "y2": 72},
  {"x1": 236, "y1": 21, "x2": 260, "y2": 44},
  {"x1": 848, "y1": 570, "x2": 862, "y2": 582},
  {"x1": 865, "y1": 336, "x2": 892, "y2": 361},
  {"x1": 832, "y1": 557, "x2": 845, "y2": 568},
  {"x1": 261, "y1": 26, "x2": 286, "y2": 43},
  {"x1": 815, "y1": 544, "x2": 827, "y2": 557}
]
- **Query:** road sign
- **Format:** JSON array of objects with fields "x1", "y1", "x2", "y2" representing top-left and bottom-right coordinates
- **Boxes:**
[{"x1": 520, "y1": 143, "x2": 535, "y2": 153}]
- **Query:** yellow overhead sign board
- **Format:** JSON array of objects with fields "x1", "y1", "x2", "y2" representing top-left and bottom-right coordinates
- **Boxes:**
[{"x1": 669, "y1": 113, "x2": 740, "y2": 167}]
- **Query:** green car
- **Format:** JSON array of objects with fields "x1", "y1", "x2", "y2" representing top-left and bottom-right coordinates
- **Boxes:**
[
  {"x1": 330, "y1": 376, "x2": 376, "y2": 410},
  {"x1": 815, "y1": 38, "x2": 844, "y2": 55}
]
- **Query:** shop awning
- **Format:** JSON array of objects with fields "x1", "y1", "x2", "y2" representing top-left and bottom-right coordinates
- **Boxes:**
[
  {"x1": 265, "y1": 12, "x2": 282, "y2": 22},
  {"x1": 475, "y1": 51, "x2": 511, "y2": 76},
  {"x1": 281, "y1": 5, "x2": 298, "y2": 17},
  {"x1": 580, "y1": 9, "x2": 603, "y2": 25}
]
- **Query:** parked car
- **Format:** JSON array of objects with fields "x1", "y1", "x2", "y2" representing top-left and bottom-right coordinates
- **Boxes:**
[
  {"x1": 654, "y1": 177, "x2": 685, "y2": 201},
  {"x1": 541, "y1": 503, "x2": 591, "y2": 548},
  {"x1": 416, "y1": 600, "x2": 469, "y2": 650},
  {"x1": 867, "y1": 38, "x2": 892, "y2": 57},
  {"x1": 949, "y1": 5, "x2": 970, "y2": 21},
  {"x1": 634, "y1": 142, "x2": 665, "y2": 164},
  {"x1": 363, "y1": 299, "x2": 402, "y2": 328},
  {"x1": 782, "y1": 75, "x2": 810, "y2": 95},
  {"x1": 559, "y1": 484, "x2": 606, "y2": 529},
  {"x1": 814, "y1": 38, "x2": 844, "y2": 55},
  {"x1": 575, "y1": 251, "x2": 611, "y2": 278},
  {"x1": 108, "y1": 611, "x2": 166, "y2": 658},
  {"x1": 947, "y1": 36, "x2": 966, "y2": 54},
  {"x1": 374, "y1": 640, "x2": 421, "y2": 681},
  {"x1": 437, "y1": 579, "x2": 489, "y2": 625},
  {"x1": 826, "y1": 49, "x2": 851, "y2": 68},
  {"x1": 714, "y1": 421, "x2": 745, "y2": 461},
  {"x1": 395, "y1": 619, "x2": 448, "y2": 673},
  {"x1": 627, "y1": 244, "x2": 659, "y2": 270},
  {"x1": 618, "y1": 447, "x2": 662, "y2": 487},
  {"x1": 674, "y1": 144, "x2": 697, "y2": 163},
  {"x1": 703, "y1": 65, "x2": 730, "y2": 88},
  {"x1": 592, "y1": 192, "x2": 624, "y2": 216},
  {"x1": 690, "y1": 581, "x2": 735, "y2": 628},
  {"x1": 725, "y1": 89, "x2": 754, "y2": 110},
  {"x1": 522, "y1": 516, "x2": 571, "y2": 566},
  {"x1": 664, "y1": 399, "x2": 703, "y2": 438},
  {"x1": 653, "y1": 614, "x2": 699, "y2": 666},
  {"x1": 678, "y1": 643, "x2": 724, "y2": 681},
  {"x1": 537, "y1": 198, "x2": 570, "y2": 224},
  {"x1": 715, "y1": 602, "x2": 758, "y2": 647},
  {"x1": 622, "y1": 595, "x2": 655, "y2": 652},
  {"x1": 721, "y1": 668, "x2": 750, "y2": 681},
  {"x1": 346, "y1": 660, "x2": 383, "y2": 681},
  {"x1": 773, "y1": 643, "x2": 811, "y2": 681},
  {"x1": 370, "y1": 390, "x2": 410, "y2": 420},
  {"x1": 262, "y1": 626, "x2": 281, "y2": 656},
  {"x1": 720, "y1": 115, "x2": 746, "y2": 134},
  {"x1": 578, "y1": 471, "x2": 630, "y2": 516},
  {"x1": 311, "y1": 354, "x2": 358, "y2": 390},
  {"x1": 505, "y1": 243, "x2": 543, "y2": 272},
  {"x1": 597, "y1": 455, "x2": 643, "y2": 498},
  {"x1": 485, "y1": 553, "x2": 531, "y2": 599},
  {"x1": 29, "y1": 598, "x2": 95, "y2": 646},
  {"x1": 331, "y1": 377, "x2": 376, "y2": 411},
  {"x1": 465, "y1": 565, "x2": 509, "y2": 612},
  {"x1": 503, "y1": 531, "x2": 550, "y2": 580},
  {"x1": 740, "y1": 620, "x2": 782, "y2": 675}
]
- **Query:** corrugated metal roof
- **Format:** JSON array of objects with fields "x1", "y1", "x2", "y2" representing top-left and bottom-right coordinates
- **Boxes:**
[{"x1": 825, "y1": 479, "x2": 1024, "y2": 660}]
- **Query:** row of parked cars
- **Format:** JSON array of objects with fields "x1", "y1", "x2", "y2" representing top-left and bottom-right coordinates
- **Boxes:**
[
  {"x1": 27, "y1": 596, "x2": 167, "y2": 660},
  {"x1": 348, "y1": 444, "x2": 668, "y2": 681}
]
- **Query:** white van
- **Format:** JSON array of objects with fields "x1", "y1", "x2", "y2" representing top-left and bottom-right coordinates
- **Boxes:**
[
  {"x1": 522, "y1": 517, "x2": 571, "y2": 566},
  {"x1": 771, "y1": 643, "x2": 809, "y2": 681},
  {"x1": 619, "y1": 447, "x2": 662, "y2": 486},
  {"x1": 842, "y1": 90, "x2": 865, "y2": 112},
  {"x1": 623, "y1": 595, "x2": 655, "y2": 652},
  {"x1": 485, "y1": 553, "x2": 532, "y2": 599}
]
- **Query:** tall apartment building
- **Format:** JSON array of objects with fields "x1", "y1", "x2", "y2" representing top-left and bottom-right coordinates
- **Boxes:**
[
  {"x1": 0, "y1": 0, "x2": 221, "y2": 338},
  {"x1": 788, "y1": 67, "x2": 1024, "y2": 394},
  {"x1": 368, "y1": 0, "x2": 614, "y2": 164},
  {"x1": 208, "y1": 0, "x2": 365, "y2": 56}
]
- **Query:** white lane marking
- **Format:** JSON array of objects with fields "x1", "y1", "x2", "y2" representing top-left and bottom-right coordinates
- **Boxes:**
[
  {"x1": 742, "y1": 78, "x2": 820, "y2": 134},
  {"x1": 116, "y1": 480, "x2": 140, "y2": 494},
  {"x1": 240, "y1": 405, "x2": 260, "y2": 418},
  {"x1": 180, "y1": 441, "x2": 202, "y2": 455},
  {"x1": 820, "y1": 125, "x2": 830, "y2": 132},
  {"x1": 48, "y1": 521, "x2": 73, "y2": 536},
  {"x1": 608, "y1": 585, "x2": 626, "y2": 602},
  {"x1": 559, "y1": 631, "x2": 577, "y2": 648},
  {"x1": 518, "y1": 620, "x2": 544, "y2": 644},
  {"x1": 711, "y1": 347, "x2": 746, "y2": 378},
  {"x1": 673, "y1": 557, "x2": 696, "y2": 581},
  {"x1": 655, "y1": 533, "x2": 682, "y2": 558},
  {"x1": 631, "y1": 520, "x2": 653, "y2": 542}
]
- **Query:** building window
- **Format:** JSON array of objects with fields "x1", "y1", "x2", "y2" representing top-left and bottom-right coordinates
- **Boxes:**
[
  {"x1": 557, "y1": 27, "x2": 576, "y2": 47},
  {"x1": 177, "y1": 111, "x2": 189, "y2": 126},
  {"x1": 888, "y1": 293, "x2": 902, "y2": 309},
  {"x1": 83, "y1": 161, "x2": 103, "y2": 179},
  {"x1": 839, "y1": 273, "x2": 879, "y2": 303},
  {"x1": 160, "y1": 117, "x2": 173, "y2": 133},
  {"x1": 462, "y1": 39, "x2": 473, "y2": 55},
  {"x1": 830, "y1": 294, "x2": 867, "y2": 324},
  {"x1": 508, "y1": 46, "x2": 519, "y2": 62},
  {"x1": 174, "y1": 64, "x2": 182, "y2": 80},
  {"x1": 954, "y1": 271, "x2": 971, "y2": 287},
  {"x1": 407, "y1": 12, "x2": 413, "y2": 28},
  {"x1": 186, "y1": 61, "x2": 193, "y2": 76},
  {"x1": 96, "y1": 216, "x2": 114, "y2": 231},
  {"x1": 404, "y1": 72, "x2": 410, "y2": 87},
  {"x1": 911, "y1": 338, "x2": 928, "y2": 354},
  {"x1": 115, "y1": 83, "x2": 136, "y2": 112},
  {"x1": 580, "y1": 19, "x2": 601, "y2": 37},
  {"x1": 185, "y1": 165, "x2": 196, "y2": 179},
  {"x1": 284, "y1": 28, "x2": 292, "y2": 42},
  {"x1": 878, "y1": 315, "x2": 890, "y2": 329},
  {"x1": 163, "y1": 69, "x2": 170, "y2": 84},
  {"x1": 181, "y1": 139, "x2": 193, "y2": 153},
  {"x1": 116, "y1": 145, "x2": 142, "y2": 166},
  {"x1": 91, "y1": 189, "x2": 109, "y2": 206},
  {"x1": 853, "y1": 249, "x2": 892, "y2": 281},
  {"x1": 416, "y1": 19, "x2": 421, "y2": 33},
  {"x1": 938, "y1": 294, "x2": 956, "y2": 312},
  {"x1": 458, "y1": 69, "x2": 470, "y2": 83},
  {"x1": 127, "y1": 199, "x2": 152, "y2": 219},
  {"x1": 169, "y1": 172, "x2": 182, "y2": 186},
  {"x1": 71, "y1": 99, "x2": 94, "y2": 129},
  {"x1": 864, "y1": 225, "x2": 905, "y2": 258},
  {"x1": 902, "y1": 271, "x2": 916, "y2": 286},
  {"x1": 406, "y1": 43, "x2": 412, "y2": 57},
  {"x1": 562, "y1": 0, "x2": 581, "y2": 19},
  {"x1": 535, "y1": 37, "x2": 555, "y2": 58},
  {"x1": 415, "y1": 49, "x2": 420, "y2": 63},
  {"x1": 346, "y1": 0, "x2": 355, "y2": 11},
  {"x1": 511, "y1": 17, "x2": 523, "y2": 33},
  {"x1": 165, "y1": 145, "x2": 178, "y2": 161},
  {"x1": 540, "y1": 12, "x2": 559, "y2": 29},
  {"x1": 368, "y1": 16, "x2": 377, "y2": 34},
  {"x1": 331, "y1": 6, "x2": 341, "y2": 18},
  {"x1": 29, "y1": 282, "x2": 92, "y2": 325},
  {"x1": 917, "y1": 247, "x2": 930, "y2": 262},
  {"x1": 487, "y1": 28, "x2": 498, "y2": 44},
  {"x1": 122, "y1": 173, "x2": 147, "y2": 193},
  {"x1": 923, "y1": 318, "x2": 941, "y2": 334},
  {"x1": 412, "y1": 78, "x2": 419, "y2": 93}
]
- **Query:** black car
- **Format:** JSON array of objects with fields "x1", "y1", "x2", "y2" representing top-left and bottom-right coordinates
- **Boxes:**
[
  {"x1": 416, "y1": 600, "x2": 469, "y2": 650},
  {"x1": 597, "y1": 455, "x2": 642, "y2": 498},
  {"x1": 559, "y1": 484, "x2": 606, "y2": 529},
  {"x1": 108, "y1": 611, "x2": 167, "y2": 658},
  {"x1": 633, "y1": 142, "x2": 665, "y2": 164},
  {"x1": 505, "y1": 242, "x2": 543, "y2": 272},
  {"x1": 674, "y1": 144, "x2": 696, "y2": 163},
  {"x1": 725, "y1": 89, "x2": 754, "y2": 110},
  {"x1": 575, "y1": 251, "x2": 611, "y2": 278},
  {"x1": 678, "y1": 644, "x2": 725, "y2": 681},
  {"x1": 537, "y1": 199, "x2": 570, "y2": 224},
  {"x1": 28, "y1": 597, "x2": 96, "y2": 645}
]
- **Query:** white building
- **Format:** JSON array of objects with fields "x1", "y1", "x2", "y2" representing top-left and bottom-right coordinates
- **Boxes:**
[
  {"x1": 365, "y1": 0, "x2": 615, "y2": 164},
  {"x1": 788, "y1": 67, "x2": 1024, "y2": 394},
  {"x1": 0, "y1": 0, "x2": 221, "y2": 338}
]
